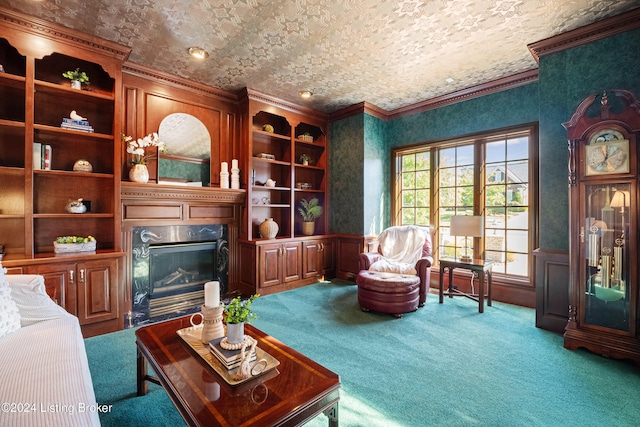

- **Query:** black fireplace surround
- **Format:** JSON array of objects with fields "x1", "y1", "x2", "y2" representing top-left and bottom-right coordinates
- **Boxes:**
[{"x1": 128, "y1": 224, "x2": 228, "y2": 327}]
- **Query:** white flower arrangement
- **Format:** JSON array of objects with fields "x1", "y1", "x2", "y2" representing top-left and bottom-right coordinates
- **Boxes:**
[{"x1": 123, "y1": 132, "x2": 167, "y2": 165}]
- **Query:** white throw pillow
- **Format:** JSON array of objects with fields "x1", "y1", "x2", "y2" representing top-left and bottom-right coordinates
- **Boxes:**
[
  {"x1": 6, "y1": 274, "x2": 67, "y2": 326},
  {"x1": 0, "y1": 263, "x2": 21, "y2": 338}
]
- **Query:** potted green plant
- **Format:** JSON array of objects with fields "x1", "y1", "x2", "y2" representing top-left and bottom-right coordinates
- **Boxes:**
[
  {"x1": 62, "y1": 68, "x2": 90, "y2": 89},
  {"x1": 299, "y1": 153, "x2": 312, "y2": 165},
  {"x1": 224, "y1": 294, "x2": 259, "y2": 344},
  {"x1": 298, "y1": 197, "x2": 323, "y2": 236}
]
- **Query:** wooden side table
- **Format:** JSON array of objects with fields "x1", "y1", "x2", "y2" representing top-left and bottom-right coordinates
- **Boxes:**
[{"x1": 438, "y1": 258, "x2": 493, "y2": 313}]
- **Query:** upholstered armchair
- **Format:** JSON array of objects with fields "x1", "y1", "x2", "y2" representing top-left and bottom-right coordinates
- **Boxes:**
[{"x1": 357, "y1": 226, "x2": 433, "y2": 316}]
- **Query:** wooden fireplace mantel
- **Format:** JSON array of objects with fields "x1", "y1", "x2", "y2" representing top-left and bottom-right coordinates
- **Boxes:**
[{"x1": 121, "y1": 182, "x2": 245, "y2": 230}]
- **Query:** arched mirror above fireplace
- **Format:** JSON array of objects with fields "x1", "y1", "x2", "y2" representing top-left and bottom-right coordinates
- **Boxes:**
[{"x1": 158, "y1": 113, "x2": 211, "y2": 186}]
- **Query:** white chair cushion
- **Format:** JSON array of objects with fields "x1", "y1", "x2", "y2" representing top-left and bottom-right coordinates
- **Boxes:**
[{"x1": 369, "y1": 259, "x2": 417, "y2": 275}]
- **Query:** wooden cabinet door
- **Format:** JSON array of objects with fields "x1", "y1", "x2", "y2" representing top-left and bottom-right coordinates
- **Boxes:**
[
  {"x1": 335, "y1": 235, "x2": 365, "y2": 281},
  {"x1": 302, "y1": 240, "x2": 321, "y2": 279},
  {"x1": 26, "y1": 262, "x2": 77, "y2": 315},
  {"x1": 282, "y1": 242, "x2": 302, "y2": 283},
  {"x1": 320, "y1": 238, "x2": 335, "y2": 278},
  {"x1": 260, "y1": 243, "x2": 283, "y2": 288},
  {"x1": 77, "y1": 259, "x2": 118, "y2": 325}
]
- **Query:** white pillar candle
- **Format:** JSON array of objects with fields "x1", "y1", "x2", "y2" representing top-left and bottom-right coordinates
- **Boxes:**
[
  {"x1": 232, "y1": 159, "x2": 238, "y2": 169},
  {"x1": 221, "y1": 162, "x2": 228, "y2": 173},
  {"x1": 204, "y1": 281, "x2": 220, "y2": 307}
]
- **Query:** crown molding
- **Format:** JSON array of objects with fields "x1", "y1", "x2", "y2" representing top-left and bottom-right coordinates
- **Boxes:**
[
  {"x1": 0, "y1": 6, "x2": 131, "y2": 61},
  {"x1": 528, "y1": 7, "x2": 640, "y2": 62},
  {"x1": 123, "y1": 61, "x2": 239, "y2": 104},
  {"x1": 241, "y1": 88, "x2": 328, "y2": 122},
  {"x1": 329, "y1": 101, "x2": 387, "y2": 122},
  {"x1": 388, "y1": 69, "x2": 539, "y2": 120},
  {"x1": 329, "y1": 70, "x2": 539, "y2": 122}
]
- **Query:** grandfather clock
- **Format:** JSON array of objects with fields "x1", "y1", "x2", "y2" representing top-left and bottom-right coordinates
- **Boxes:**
[{"x1": 562, "y1": 89, "x2": 640, "y2": 364}]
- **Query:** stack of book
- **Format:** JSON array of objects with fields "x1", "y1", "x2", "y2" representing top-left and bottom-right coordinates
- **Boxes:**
[
  {"x1": 60, "y1": 118, "x2": 94, "y2": 133},
  {"x1": 209, "y1": 337, "x2": 256, "y2": 370}
]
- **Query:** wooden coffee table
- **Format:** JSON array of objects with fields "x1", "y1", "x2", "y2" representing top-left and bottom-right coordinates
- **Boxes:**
[{"x1": 136, "y1": 316, "x2": 340, "y2": 426}]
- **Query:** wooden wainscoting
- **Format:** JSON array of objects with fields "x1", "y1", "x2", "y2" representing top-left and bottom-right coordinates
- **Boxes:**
[{"x1": 533, "y1": 248, "x2": 569, "y2": 333}]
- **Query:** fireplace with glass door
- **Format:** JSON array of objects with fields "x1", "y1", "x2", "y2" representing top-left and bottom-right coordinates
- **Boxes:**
[{"x1": 128, "y1": 224, "x2": 228, "y2": 327}]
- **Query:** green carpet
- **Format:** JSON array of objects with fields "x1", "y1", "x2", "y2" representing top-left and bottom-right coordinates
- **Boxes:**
[{"x1": 85, "y1": 281, "x2": 640, "y2": 426}]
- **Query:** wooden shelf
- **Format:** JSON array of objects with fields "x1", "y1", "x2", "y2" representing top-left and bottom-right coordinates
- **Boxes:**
[
  {"x1": 33, "y1": 123, "x2": 113, "y2": 139},
  {"x1": 294, "y1": 163, "x2": 324, "y2": 170},
  {"x1": 0, "y1": 165, "x2": 25, "y2": 174},
  {"x1": 0, "y1": 118, "x2": 25, "y2": 128},
  {"x1": 0, "y1": 72, "x2": 25, "y2": 84},
  {"x1": 251, "y1": 204, "x2": 291, "y2": 208},
  {"x1": 34, "y1": 79, "x2": 114, "y2": 100},
  {"x1": 252, "y1": 157, "x2": 291, "y2": 167},
  {"x1": 33, "y1": 213, "x2": 114, "y2": 219},
  {"x1": 253, "y1": 129, "x2": 291, "y2": 141},
  {"x1": 33, "y1": 169, "x2": 113, "y2": 179},
  {"x1": 294, "y1": 138, "x2": 325, "y2": 147},
  {"x1": 0, "y1": 214, "x2": 25, "y2": 219}
]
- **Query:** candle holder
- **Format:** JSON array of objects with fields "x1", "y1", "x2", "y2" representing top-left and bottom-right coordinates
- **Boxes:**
[
  {"x1": 191, "y1": 304, "x2": 225, "y2": 344},
  {"x1": 231, "y1": 167, "x2": 240, "y2": 189},
  {"x1": 220, "y1": 171, "x2": 229, "y2": 189}
]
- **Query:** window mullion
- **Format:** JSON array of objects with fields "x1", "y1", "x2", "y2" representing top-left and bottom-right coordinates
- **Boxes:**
[{"x1": 475, "y1": 140, "x2": 486, "y2": 260}]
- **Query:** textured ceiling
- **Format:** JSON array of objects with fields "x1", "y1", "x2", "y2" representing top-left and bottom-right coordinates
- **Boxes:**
[{"x1": 3, "y1": 0, "x2": 639, "y2": 113}]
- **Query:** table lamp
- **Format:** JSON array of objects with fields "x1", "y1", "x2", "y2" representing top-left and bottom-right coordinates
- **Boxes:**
[{"x1": 450, "y1": 215, "x2": 484, "y2": 262}]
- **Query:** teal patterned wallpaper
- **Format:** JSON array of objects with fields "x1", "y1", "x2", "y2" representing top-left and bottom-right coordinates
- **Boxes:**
[
  {"x1": 329, "y1": 114, "x2": 365, "y2": 234},
  {"x1": 386, "y1": 84, "x2": 539, "y2": 148},
  {"x1": 538, "y1": 28, "x2": 640, "y2": 251},
  {"x1": 329, "y1": 85, "x2": 539, "y2": 236},
  {"x1": 329, "y1": 27, "x2": 640, "y2": 249}
]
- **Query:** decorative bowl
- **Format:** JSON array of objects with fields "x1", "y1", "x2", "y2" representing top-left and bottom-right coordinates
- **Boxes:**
[
  {"x1": 66, "y1": 204, "x2": 87, "y2": 214},
  {"x1": 73, "y1": 159, "x2": 93, "y2": 172}
]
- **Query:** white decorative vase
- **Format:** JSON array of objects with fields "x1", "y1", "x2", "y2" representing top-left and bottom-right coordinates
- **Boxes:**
[
  {"x1": 70, "y1": 80, "x2": 82, "y2": 90},
  {"x1": 226, "y1": 322, "x2": 245, "y2": 344},
  {"x1": 302, "y1": 221, "x2": 315, "y2": 236},
  {"x1": 259, "y1": 217, "x2": 279, "y2": 239},
  {"x1": 129, "y1": 164, "x2": 149, "y2": 183}
]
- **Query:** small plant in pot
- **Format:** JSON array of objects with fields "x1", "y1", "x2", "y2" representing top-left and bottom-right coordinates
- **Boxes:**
[
  {"x1": 299, "y1": 153, "x2": 312, "y2": 165},
  {"x1": 62, "y1": 68, "x2": 90, "y2": 89},
  {"x1": 224, "y1": 294, "x2": 259, "y2": 344},
  {"x1": 298, "y1": 197, "x2": 323, "y2": 236}
]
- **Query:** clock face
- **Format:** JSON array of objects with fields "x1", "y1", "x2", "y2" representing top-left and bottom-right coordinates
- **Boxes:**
[{"x1": 585, "y1": 131, "x2": 629, "y2": 175}]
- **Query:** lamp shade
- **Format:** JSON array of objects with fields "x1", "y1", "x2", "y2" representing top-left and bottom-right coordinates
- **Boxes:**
[
  {"x1": 450, "y1": 216, "x2": 484, "y2": 237},
  {"x1": 610, "y1": 190, "x2": 630, "y2": 208}
]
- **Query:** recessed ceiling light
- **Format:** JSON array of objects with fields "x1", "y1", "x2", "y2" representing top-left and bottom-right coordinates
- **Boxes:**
[
  {"x1": 188, "y1": 47, "x2": 209, "y2": 59},
  {"x1": 445, "y1": 77, "x2": 455, "y2": 83},
  {"x1": 299, "y1": 90, "x2": 313, "y2": 99}
]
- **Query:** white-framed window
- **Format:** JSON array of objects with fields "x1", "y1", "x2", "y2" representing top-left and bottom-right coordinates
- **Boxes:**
[{"x1": 392, "y1": 125, "x2": 537, "y2": 281}]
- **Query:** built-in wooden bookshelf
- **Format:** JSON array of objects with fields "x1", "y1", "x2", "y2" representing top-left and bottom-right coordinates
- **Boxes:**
[{"x1": 0, "y1": 8, "x2": 130, "y2": 336}]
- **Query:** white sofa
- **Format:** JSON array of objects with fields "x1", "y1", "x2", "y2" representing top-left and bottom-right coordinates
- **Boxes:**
[{"x1": 0, "y1": 273, "x2": 101, "y2": 427}]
